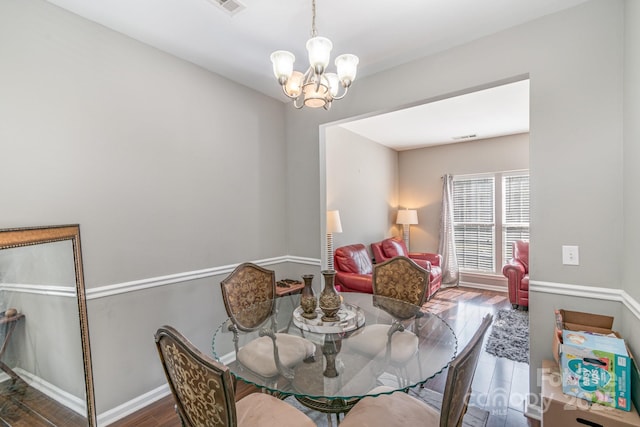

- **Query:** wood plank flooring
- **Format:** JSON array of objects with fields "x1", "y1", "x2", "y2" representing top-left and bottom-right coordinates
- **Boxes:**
[
  {"x1": 0, "y1": 378, "x2": 86, "y2": 426},
  {"x1": 421, "y1": 287, "x2": 538, "y2": 427},
  {"x1": 111, "y1": 286, "x2": 540, "y2": 427}
]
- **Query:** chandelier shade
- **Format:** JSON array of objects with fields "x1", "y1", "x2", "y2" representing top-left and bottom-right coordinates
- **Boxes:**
[{"x1": 270, "y1": 0, "x2": 358, "y2": 110}]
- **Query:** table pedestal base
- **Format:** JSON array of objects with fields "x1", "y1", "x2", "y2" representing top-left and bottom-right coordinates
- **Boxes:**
[{"x1": 295, "y1": 395, "x2": 360, "y2": 427}]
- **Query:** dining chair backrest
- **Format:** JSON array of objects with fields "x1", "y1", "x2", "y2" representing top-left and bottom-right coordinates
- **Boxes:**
[
  {"x1": 155, "y1": 325, "x2": 238, "y2": 427},
  {"x1": 440, "y1": 313, "x2": 493, "y2": 427},
  {"x1": 220, "y1": 262, "x2": 276, "y2": 331},
  {"x1": 372, "y1": 255, "x2": 430, "y2": 307}
]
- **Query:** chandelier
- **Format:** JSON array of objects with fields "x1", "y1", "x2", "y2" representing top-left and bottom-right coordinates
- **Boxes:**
[{"x1": 270, "y1": 0, "x2": 359, "y2": 110}]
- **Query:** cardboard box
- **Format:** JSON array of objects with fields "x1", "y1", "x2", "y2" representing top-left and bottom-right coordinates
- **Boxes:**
[
  {"x1": 561, "y1": 330, "x2": 631, "y2": 411},
  {"x1": 542, "y1": 360, "x2": 640, "y2": 427},
  {"x1": 553, "y1": 309, "x2": 617, "y2": 365}
]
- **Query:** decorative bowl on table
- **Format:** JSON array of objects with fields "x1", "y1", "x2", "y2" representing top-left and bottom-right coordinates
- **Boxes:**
[{"x1": 293, "y1": 303, "x2": 365, "y2": 333}]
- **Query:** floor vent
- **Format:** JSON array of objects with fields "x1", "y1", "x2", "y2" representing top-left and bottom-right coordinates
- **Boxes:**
[{"x1": 209, "y1": 0, "x2": 245, "y2": 15}]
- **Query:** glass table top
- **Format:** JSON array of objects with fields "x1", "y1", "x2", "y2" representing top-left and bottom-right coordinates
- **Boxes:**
[{"x1": 212, "y1": 292, "x2": 457, "y2": 406}]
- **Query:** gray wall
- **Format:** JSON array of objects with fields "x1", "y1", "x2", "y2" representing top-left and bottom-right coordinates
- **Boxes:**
[
  {"x1": 323, "y1": 129, "x2": 529, "y2": 285},
  {"x1": 621, "y1": 0, "x2": 640, "y2": 355},
  {"x1": 0, "y1": 0, "x2": 289, "y2": 287},
  {"x1": 398, "y1": 133, "x2": 529, "y2": 255},
  {"x1": 286, "y1": 0, "x2": 635, "y2": 404},
  {"x1": 0, "y1": 0, "x2": 305, "y2": 417},
  {"x1": 324, "y1": 126, "x2": 398, "y2": 258}
]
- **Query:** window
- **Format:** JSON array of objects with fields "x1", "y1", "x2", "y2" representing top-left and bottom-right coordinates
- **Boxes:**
[
  {"x1": 503, "y1": 174, "x2": 530, "y2": 261},
  {"x1": 453, "y1": 176, "x2": 495, "y2": 273},
  {"x1": 453, "y1": 172, "x2": 529, "y2": 274}
]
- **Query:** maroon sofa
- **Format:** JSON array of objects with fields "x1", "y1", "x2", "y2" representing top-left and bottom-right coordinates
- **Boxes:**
[
  {"x1": 371, "y1": 237, "x2": 442, "y2": 299},
  {"x1": 502, "y1": 240, "x2": 529, "y2": 309},
  {"x1": 334, "y1": 244, "x2": 374, "y2": 293}
]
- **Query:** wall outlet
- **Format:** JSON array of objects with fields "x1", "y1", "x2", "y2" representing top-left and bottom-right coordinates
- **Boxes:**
[{"x1": 562, "y1": 245, "x2": 579, "y2": 265}]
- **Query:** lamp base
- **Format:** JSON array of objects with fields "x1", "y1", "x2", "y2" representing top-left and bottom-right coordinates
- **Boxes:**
[
  {"x1": 327, "y1": 233, "x2": 334, "y2": 270},
  {"x1": 403, "y1": 224, "x2": 411, "y2": 251}
]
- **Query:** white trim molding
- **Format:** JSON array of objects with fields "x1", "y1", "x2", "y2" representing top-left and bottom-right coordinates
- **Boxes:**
[
  {"x1": 87, "y1": 255, "x2": 321, "y2": 300},
  {"x1": 0, "y1": 283, "x2": 76, "y2": 297},
  {"x1": 457, "y1": 281, "x2": 508, "y2": 293},
  {"x1": 525, "y1": 401, "x2": 542, "y2": 421},
  {"x1": 98, "y1": 384, "x2": 171, "y2": 426},
  {"x1": 530, "y1": 280, "x2": 640, "y2": 321},
  {"x1": 4, "y1": 368, "x2": 87, "y2": 416}
]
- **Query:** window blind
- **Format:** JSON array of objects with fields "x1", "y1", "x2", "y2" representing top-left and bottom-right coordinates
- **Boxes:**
[
  {"x1": 503, "y1": 174, "x2": 530, "y2": 260},
  {"x1": 453, "y1": 176, "x2": 495, "y2": 272}
]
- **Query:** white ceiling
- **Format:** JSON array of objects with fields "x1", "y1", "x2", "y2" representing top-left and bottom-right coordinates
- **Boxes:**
[
  {"x1": 44, "y1": 0, "x2": 585, "y2": 149},
  {"x1": 339, "y1": 79, "x2": 530, "y2": 150}
]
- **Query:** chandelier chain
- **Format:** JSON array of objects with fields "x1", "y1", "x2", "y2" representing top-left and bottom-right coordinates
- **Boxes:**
[{"x1": 311, "y1": 0, "x2": 317, "y2": 37}]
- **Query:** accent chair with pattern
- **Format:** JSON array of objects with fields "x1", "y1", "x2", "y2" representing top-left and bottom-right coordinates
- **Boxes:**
[
  {"x1": 154, "y1": 325, "x2": 315, "y2": 427},
  {"x1": 340, "y1": 314, "x2": 494, "y2": 427}
]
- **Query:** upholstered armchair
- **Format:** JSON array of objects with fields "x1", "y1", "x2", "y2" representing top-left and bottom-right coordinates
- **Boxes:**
[
  {"x1": 334, "y1": 243, "x2": 374, "y2": 293},
  {"x1": 371, "y1": 237, "x2": 442, "y2": 299},
  {"x1": 502, "y1": 240, "x2": 529, "y2": 309}
]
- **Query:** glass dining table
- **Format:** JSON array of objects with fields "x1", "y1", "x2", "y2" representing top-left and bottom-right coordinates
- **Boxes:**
[{"x1": 212, "y1": 292, "x2": 457, "y2": 415}]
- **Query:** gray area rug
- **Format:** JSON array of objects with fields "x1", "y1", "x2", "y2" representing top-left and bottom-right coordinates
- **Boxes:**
[
  {"x1": 485, "y1": 309, "x2": 529, "y2": 364},
  {"x1": 284, "y1": 388, "x2": 489, "y2": 426}
]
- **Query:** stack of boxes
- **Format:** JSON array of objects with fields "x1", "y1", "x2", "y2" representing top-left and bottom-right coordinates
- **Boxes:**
[{"x1": 542, "y1": 309, "x2": 640, "y2": 426}]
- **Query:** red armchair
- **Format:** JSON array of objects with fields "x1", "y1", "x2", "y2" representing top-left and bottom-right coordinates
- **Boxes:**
[
  {"x1": 502, "y1": 240, "x2": 529, "y2": 309},
  {"x1": 371, "y1": 237, "x2": 442, "y2": 299},
  {"x1": 334, "y1": 244, "x2": 374, "y2": 293}
]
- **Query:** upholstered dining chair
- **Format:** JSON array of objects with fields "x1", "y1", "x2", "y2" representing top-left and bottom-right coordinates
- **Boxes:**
[
  {"x1": 340, "y1": 313, "x2": 493, "y2": 427},
  {"x1": 220, "y1": 263, "x2": 315, "y2": 379},
  {"x1": 373, "y1": 255, "x2": 430, "y2": 311},
  {"x1": 344, "y1": 257, "x2": 430, "y2": 385},
  {"x1": 154, "y1": 325, "x2": 315, "y2": 427}
]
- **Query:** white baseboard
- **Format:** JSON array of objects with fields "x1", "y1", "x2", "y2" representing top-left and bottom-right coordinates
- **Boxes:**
[
  {"x1": 524, "y1": 401, "x2": 542, "y2": 421},
  {"x1": 5, "y1": 368, "x2": 86, "y2": 416},
  {"x1": 457, "y1": 282, "x2": 508, "y2": 293},
  {"x1": 98, "y1": 384, "x2": 171, "y2": 426}
]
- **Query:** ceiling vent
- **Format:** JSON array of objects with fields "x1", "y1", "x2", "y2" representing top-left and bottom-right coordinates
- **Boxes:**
[
  {"x1": 209, "y1": 0, "x2": 245, "y2": 15},
  {"x1": 452, "y1": 134, "x2": 477, "y2": 141}
]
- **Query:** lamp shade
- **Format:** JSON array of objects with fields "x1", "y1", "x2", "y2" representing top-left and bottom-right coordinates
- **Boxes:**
[
  {"x1": 306, "y1": 36, "x2": 332, "y2": 72},
  {"x1": 270, "y1": 50, "x2": 295, "y2": 81},
  {"x1": 396, "y1": 209, "x2": 418, "y2": 225},
  {"x1": 327, "y1": 210, "x2": 343, "y2": 233},
  {"x1": 335, "y1": 54, "x2": 359, "y2": 85}
]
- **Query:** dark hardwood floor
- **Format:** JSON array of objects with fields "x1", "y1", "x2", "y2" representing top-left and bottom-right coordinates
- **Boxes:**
[
  {"x1": 0, "y1": 378, "x2": 86, "y2": 426},
  {"x1": 111, "y1": 286, "x2": 539, "y2": 427},
  {"x1": 421, "y1": 287, "x2": 538, "y2": 427}
]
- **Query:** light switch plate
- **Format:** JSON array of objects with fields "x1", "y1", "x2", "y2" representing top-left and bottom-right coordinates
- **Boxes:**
[{"x1": 562, "y1": 245, "x2": 579, "y2": 265}]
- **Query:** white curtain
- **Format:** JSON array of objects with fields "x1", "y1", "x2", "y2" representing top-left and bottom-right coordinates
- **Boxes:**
[{"x1": 438, "y1": 174, "x2": 459, "y2": 286}]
